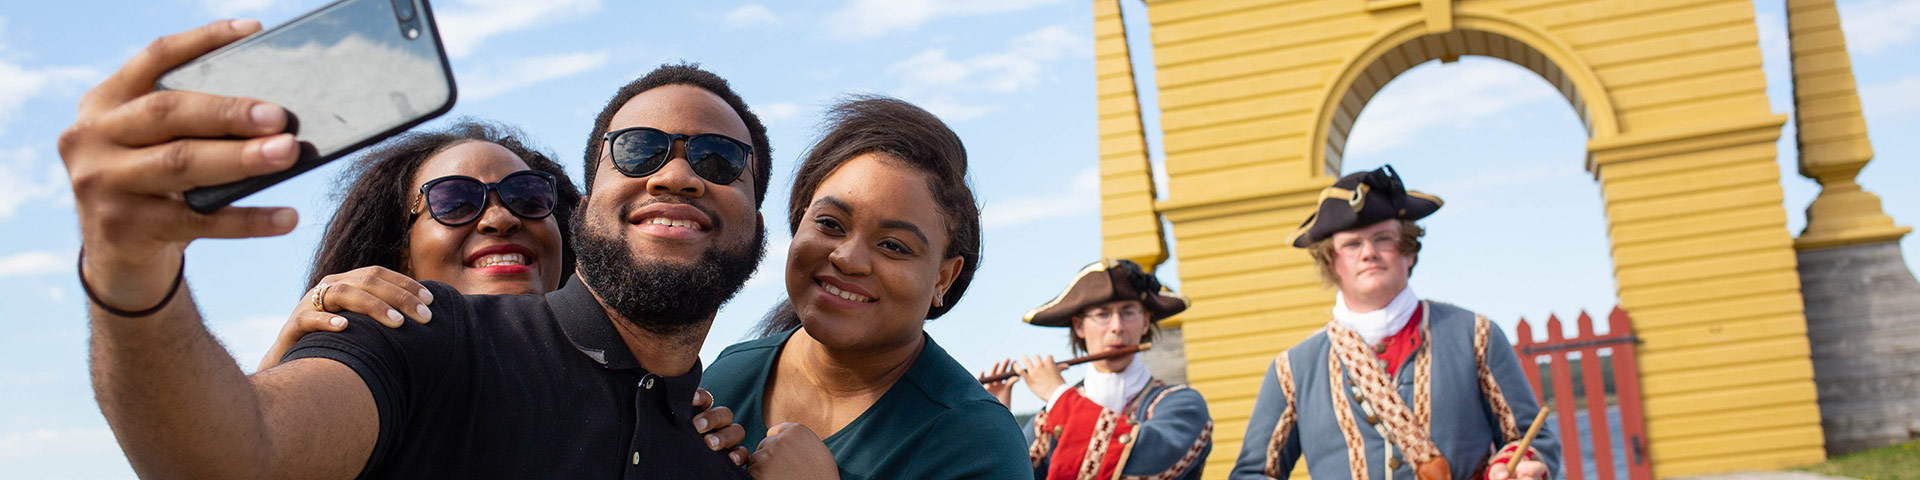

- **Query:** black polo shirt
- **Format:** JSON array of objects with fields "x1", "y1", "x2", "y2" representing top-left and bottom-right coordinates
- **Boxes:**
[{"x1": 285, "y1": 274, "x2": 749, "y2": 479}]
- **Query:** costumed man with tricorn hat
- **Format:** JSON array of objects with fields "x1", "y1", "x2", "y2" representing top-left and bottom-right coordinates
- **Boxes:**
[
  {"x1": 980, "y1": 259, "x2": 1214, "y2": 479},
  {"x1": 1229, "y1": 166, "x2": 1560, "y2": 480}
]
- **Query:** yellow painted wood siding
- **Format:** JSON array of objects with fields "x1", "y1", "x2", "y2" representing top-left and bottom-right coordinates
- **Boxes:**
[
  {"x1": 1100, "y1": 0, "x2": 1828, "y2": 476},
  {"x1": 1094, "y1": 0, "x2": 1172, "y2": 279},
  {"x1": 1783, "y1": 0, "x2": 1909, "y2": 249}
]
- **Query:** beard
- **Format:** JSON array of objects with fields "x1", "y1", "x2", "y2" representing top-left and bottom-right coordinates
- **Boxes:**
[{"x1": 572, "y1": 199, "x2": 767, "y2": 336}]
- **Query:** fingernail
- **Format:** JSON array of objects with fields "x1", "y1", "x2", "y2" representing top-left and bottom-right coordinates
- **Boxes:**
[
  {"x1": 330, "y1": 316, "x2": 346, "y2": 328},
  {"x1": 419, "y1": 288, "x2": 434, "y2": 304},
  {"x1": 229, "y1": 19, "x2": 261, "y2": 32},
  {"x1": 262, "y1": 135, "x2": 296, "y2": 164},
  {"x1": 730, "y1": 451, "x2": 743, "y2": 464},
  {"x1": 694, "y1": 418, "x2": 709, "y2": 431},
  {"x1": 271, "y1": 208, "x2": 297, "y2": 230},
  {"x1": 249, "y1": 103, "x2": 281, "y2": 129},
  {"x1": 387, "y1": 309, "x2": 403, "y2": 324},
  {"x1": 706, "y1": 435, "x2": 719, "y2": 449},
  {"x1": 415, "y1": 304, "x2": 433, "y2": 322}
]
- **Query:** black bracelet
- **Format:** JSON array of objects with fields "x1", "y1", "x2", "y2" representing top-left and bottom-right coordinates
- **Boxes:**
[{"x1": 77, "y1": 249, "x2": 185, "y2": 318}]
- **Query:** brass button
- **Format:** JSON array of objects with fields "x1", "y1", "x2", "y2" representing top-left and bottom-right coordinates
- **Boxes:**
[
  {"x1": 1117, "y1": 434, "x2": 1132, "y2": 444},
  {"x1": 1054, "y1": 426, "x2": 1065, "y2": 436},
  {"x1": 1365, "y1": 414, "x2": 1378, "y2": 425},
  {"x1": 1389, "y1": 457, "x2": 1401, "y2": 469}
]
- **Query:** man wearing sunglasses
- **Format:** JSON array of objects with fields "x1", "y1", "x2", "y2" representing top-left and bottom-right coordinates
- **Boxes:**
[{"x1": 63, "y1": 21, "x2": 834, "y2": 479}]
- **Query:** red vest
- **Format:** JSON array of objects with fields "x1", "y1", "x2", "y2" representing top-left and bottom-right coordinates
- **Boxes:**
[{"x1": 1036, "y1": 388, "x2": 1139, "y2": 480}]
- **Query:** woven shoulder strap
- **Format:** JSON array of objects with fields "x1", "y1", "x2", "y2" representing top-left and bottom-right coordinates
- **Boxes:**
[
  {"x1": 1474, "y1": 315, "x2": 1523, "y2": 442},
  {"x1": 1263, "y1": 351, "x2": 1298, "y2": 478}
]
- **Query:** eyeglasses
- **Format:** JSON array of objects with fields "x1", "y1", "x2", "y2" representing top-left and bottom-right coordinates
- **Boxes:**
[
  {"x1": 603, "y1": 127, "x2": 754, "y2": 184},
  {"x1": 1335, "y1": 233, "x2": 1401, "y2": 257},
  {"x1": 410, "y1": 170, "x2": 558, "y2": 226},
  {"x1": 1080, "y1": 306, "x2": 1146, "y2": 327}
]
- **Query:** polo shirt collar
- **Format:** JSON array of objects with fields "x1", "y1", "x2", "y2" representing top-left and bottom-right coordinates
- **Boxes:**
[{"x1": 548, "y1": 274, "x2": 704, "y2": 421}]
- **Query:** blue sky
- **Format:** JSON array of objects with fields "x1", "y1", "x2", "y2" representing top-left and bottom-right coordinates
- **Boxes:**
[{"x1": 0, "y1": 1, "x2": 1914, "y2": 477}]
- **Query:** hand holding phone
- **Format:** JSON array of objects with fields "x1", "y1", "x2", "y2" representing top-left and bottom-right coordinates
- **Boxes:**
[
  {"x1": 59, "y1": 19, "x2": 303, "y2": 308},
  {"x1": 160, "y1": 0, "x2": 456, "y2": 212}
]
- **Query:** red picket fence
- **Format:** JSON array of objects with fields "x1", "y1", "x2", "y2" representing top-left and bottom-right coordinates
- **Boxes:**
[{"x1": 1512, "y1": 308, "x2": 1654, "y2": 480}]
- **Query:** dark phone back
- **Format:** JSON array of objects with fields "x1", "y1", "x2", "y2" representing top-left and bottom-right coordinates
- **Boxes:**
[{"x1": 161, "y1": 0, "x2": 456, "y2": 213}]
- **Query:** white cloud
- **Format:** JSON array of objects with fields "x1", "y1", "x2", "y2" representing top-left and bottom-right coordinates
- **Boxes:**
[
  {"x1": 460, "y1": 51, "x2": 610, "y2": 100},
  {"x1": 725, "y1": 5, "x2": 783, "y2": 30},
  {"x1": 1837, "y1": 0, "x2": 1920, "y2": 58},
  {"x1": 0, "y1": 428, "x2": 117, "y2": 462},
  {"x1": 883, "y1": 25, "x2": 1088, "y2": 121},
  {"x1": 822, "y1": 0, "x2": 1066, "y2": 41},
  {"x1": 0, "y1": 250, "x2": 64, "y2": 278},
  {"x1": 0, "y1": 147, "x2": 73, "y2": 222},
  {"x1": 199, "y1": 0, "x2": 276, "y2": 17},
  {"x1": 1861, "y1": 72, "x2": 1920, "y2": 118},
  {"x1": 0, "y1": 21, "x2": 101, "y2": 133},
  {"x1": 757, "y1": 101, "x2": 802, "y2": 126},
  {"x1": 887, "y1": 25, "x2": 1088, "y2": 95},
  {"x1": 1344, "y1": 61, "x2": 1557, "y2": 156},
  {"x1": 437, "y1": 0, "x2": 601, "y2": 59},
  {"x1": 983, "y1": 167, "x2": 1099, "y2": 229}
]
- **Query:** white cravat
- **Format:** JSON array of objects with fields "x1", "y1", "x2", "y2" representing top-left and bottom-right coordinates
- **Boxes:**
[
  {"x1": 1333, "y1": 286, "x2": 1420, "y2": 346},
  {"x1": 1046, "y1": 355, "x2": 1153, "y2": 413}
]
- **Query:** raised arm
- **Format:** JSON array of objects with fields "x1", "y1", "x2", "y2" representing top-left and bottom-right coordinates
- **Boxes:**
[{"x1": 66, "y1": 20, "x2": 377, "y2": 480}]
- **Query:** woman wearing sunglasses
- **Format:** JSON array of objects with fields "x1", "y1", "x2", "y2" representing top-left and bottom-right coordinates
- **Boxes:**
[
  {"x1": 254, "y1": 120, "x2": 575, "y2": 369},
  {"x1": 249, "y1": 120, "x2": 751, "y2": 464},
  {"x1": 702, "y1": 96, "x2": 1030, "y2": 479}
]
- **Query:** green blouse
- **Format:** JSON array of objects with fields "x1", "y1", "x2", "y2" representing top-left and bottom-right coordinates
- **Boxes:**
[{"x1": 702, "y1": 328, "x2": 1031, "y2": 480}]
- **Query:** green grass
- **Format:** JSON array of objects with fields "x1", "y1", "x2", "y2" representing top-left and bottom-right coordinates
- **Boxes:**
[{"x1": 1795, "y1": 441, "x2": 1920, "y2": 480}]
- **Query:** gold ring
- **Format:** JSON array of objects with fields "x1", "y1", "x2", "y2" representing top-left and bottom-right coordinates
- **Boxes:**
[{"x1": 312, "y1": 283, "x2": 332, "y2": 312}]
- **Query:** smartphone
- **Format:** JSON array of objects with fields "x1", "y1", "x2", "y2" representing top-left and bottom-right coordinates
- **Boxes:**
[{"x1": 159, "y1": 0, "x2": 456, "y2": 213}]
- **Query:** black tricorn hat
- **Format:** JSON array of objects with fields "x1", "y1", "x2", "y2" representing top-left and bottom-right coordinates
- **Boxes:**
[
  {"x1": 1023, "y1": 259, "x2": 1189, "y2": 328},
  {"x1": 1286, "y1": 165, "x2": 1443, "y2": 248}
]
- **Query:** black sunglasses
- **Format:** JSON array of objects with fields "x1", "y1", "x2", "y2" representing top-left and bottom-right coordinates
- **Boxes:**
[
  {"x1": 410, "y1": 170, "x2": 559, "y2": 226},
  {"x1": 603, "y1": 127, "x2": 754, "y2": 184}
]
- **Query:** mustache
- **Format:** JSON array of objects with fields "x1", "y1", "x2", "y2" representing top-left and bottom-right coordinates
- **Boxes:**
[{"x1": 621, "y1": 196, "x2": 724, "y2": 231}]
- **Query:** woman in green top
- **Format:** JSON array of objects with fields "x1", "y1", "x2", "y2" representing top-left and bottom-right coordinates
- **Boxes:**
[{"x1": 703, "y1": 96, "x2": 1029, "y2": 479}]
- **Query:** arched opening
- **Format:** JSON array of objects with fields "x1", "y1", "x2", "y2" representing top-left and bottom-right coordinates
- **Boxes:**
[
  {"x1": 1329, "y1": 26, "x2": 1629, "y2": 480},
  {"x1": 1309, "y1": 20, "x2": 1621, "y2": 178}
]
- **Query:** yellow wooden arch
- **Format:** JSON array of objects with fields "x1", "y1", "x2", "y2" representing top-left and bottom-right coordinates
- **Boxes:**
[
  {"x1": 1093, "y1": 0, "x2": 1826, "y2": 477},
  {"x1": 1305, "y1": 7, "x2": 1623, "y2": 179}
]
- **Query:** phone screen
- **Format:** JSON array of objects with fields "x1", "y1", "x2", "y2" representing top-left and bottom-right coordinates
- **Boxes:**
[{"x1": 161, "y1": 0, "x2": 454, "y2": 212}]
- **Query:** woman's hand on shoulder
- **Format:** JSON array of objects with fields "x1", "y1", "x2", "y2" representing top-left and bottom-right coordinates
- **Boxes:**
[
  {"x1": 692, "y1": 387, "x2": 749, "y2": 466},
  {"x1": 255, "y1": 266, "x2": 431, "y2": 371},
  {"x1": 748, "y1": 422, "x2": 838, "y2": 480}
]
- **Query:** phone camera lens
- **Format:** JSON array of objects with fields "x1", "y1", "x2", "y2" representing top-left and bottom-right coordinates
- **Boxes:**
[{"x1": 392, "y1": 0, "x2": 416, "y2": 21}]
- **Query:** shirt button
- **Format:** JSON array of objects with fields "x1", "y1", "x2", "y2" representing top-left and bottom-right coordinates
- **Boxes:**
[
  {"x1": 640, "y1": 376, "x2": 656, "y2": 389},
  {"x1": 631, "y1": 451, "x2": 639, "y2": 465}
]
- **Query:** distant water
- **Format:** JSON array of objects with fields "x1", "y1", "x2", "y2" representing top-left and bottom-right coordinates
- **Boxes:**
[{"x1": 1545, "y1": 405, "x2": 1633, "y2": 480}]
